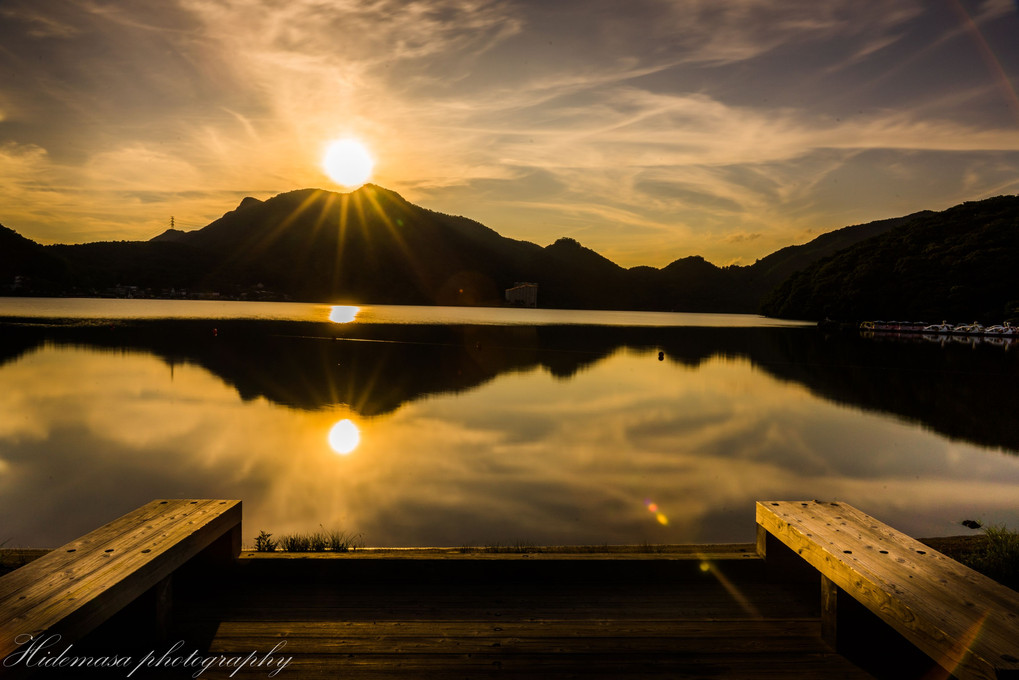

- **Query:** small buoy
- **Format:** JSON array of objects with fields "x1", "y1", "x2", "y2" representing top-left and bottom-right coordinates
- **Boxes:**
[
  {"x1": 658, "y1": 351, "x2": 664, "y2": 361},
  {"x1": 213, "y1": 328, "x2": 218, "y2": 337}
]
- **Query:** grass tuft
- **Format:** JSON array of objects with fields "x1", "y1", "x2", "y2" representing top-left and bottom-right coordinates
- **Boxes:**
[
  {"x1": 254, "y1": 530, "x2": 278, "y2": 553},
  {"x1": 279, "y1": 534, "x2": 311, "y2": 552},
  {"x1": 308, "y1": 532, "x2": 328, "y2": 552},
  {"x1": 970, "y1": 525, "x2": 1019, "y2": 589},
  {"x1": 254, "y1": 529, "x2": 362, "y2": 552},
  {"x1": 326, "y1": 530, "x2": 361, "y2": 552}
]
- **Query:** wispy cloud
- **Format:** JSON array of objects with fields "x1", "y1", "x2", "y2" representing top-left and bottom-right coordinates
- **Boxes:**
[{"x1": 0, "y1": 0, "x2": 1017, "y2": 264}]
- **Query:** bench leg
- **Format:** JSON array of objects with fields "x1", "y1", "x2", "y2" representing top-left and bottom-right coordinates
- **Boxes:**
[
  {"x1": 821, "y1": 575, "x2": 942, "y2": 677},
  {"x1": 96, "y1": 573, "x2": 174, "y2": 647},
  {"x1": 152, "y1": 574, "x2": 173, "y2": 640},
  {"x1": 821, "y1": 574, "x2": 879, "y2": 653},
  {"x1": 756, "y1": 524, "x2": 819, "y2": 585},
  {"x1": 820, "y1": 574, "x2": 841, "y2": 650},
  {"x1": 201, "y1": 523, "x2": 242, "y2": 565}
]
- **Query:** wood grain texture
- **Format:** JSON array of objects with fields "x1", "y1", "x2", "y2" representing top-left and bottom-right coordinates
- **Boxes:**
[
  {"x1": 0, "y1": 499, "x2": 241, "y2": 672},
  {"x1": 757, "y1": 500, "x2": 1019, "y2": 680}
]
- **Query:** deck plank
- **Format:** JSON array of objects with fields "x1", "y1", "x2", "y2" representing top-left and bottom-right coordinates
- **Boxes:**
[{"x1": 147, "y1": 555, "x2": 874, "y2": 680}]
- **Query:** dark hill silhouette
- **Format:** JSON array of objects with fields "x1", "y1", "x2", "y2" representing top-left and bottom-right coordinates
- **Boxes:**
[
  {"x1": 762, "y1": 195, "x2": 1019, "y2": 321},
  {"x1": 739, "y1": 212, "x2": 929, "y2": 301},
  {"x1": 538, "y1": 237, "x2": 630, "y2": 308},
  {"x1": 150, "y1": 228, "x2": 188, "y2": 243},
  {"x1": 625, "y1": 215, "x2": 925, "y2": 312},
  {"x1": 45, "y1": 240, "x2": 214, "y2": 291},
  {"x1": 0, "y1": 223, "x2": 68, "y2": 291},
  {"x1": 161, "y1": 185, "x2": 545, "y2": 305},
  {"x1": 4, "y1": 186, "x2": 1012, "y2": 316}
]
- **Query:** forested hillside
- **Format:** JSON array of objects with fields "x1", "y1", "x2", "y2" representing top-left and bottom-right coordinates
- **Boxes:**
[{"x1": 762, "y1": 196, "x2": 1019, "y2": 322}]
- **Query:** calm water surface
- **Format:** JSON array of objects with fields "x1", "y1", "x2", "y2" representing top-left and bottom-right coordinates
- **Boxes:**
[
  {"x1": 1, "y1": 298, "x2": 1017, "y2": 548},
  {"x1": 0, "y1": 297, "x2": 809, "y2": 327}
]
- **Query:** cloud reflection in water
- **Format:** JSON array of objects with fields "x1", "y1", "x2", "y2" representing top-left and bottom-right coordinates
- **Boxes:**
[{"x1": 0, "y1": 341, "x2": 1018, "y2": 550}]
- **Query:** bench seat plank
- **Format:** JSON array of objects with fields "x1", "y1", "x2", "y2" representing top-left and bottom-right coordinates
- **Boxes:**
[
  {"x1": 1, "y1": 500, "x2": 225, "y2": 599},
  {"x1": 0, "y1": 499, "x2": 240, "y2": 665},
  {"x1": 757, "y1": 500, "x2": 1019, "y2": 680},
  {"x1": 763, "y1": 501, "x2": 1012, "y2": 602}
]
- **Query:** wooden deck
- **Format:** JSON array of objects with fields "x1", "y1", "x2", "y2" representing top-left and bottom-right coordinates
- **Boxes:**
[
  {"x1": 12, "y1": 500, "x2": 1004, "y2": 679},
  {"x1": 55, "y1": 545, "x2": 879, "y2": 679}
]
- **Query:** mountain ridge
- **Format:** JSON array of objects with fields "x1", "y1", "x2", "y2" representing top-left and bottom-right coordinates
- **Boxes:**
[{"x1": 2, "y1": 186, "x2": 1015, "y2": 319}]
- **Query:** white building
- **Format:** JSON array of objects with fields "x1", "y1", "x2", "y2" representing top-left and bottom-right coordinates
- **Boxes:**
[{"x1": 505, "y1": 282, "x2": 538, "y2": 308}]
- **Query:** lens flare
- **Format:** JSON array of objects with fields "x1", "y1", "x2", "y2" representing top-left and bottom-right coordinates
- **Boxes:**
[
  {"x1": 644, "y1": 499, "x2": 669, "y2": 526},
  {"x1": 696, "y1": 554, "x2": 762, "y2": 618},
  {"x1": 949, "y1": 0, "x2": 1019, "y2": 124}
]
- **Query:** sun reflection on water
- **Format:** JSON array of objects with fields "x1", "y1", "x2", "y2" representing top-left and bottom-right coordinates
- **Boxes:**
[
  {"x1": 5, "y1": 332, "x2": 1019, "y2": 549},
  {"x1": 328, "y1": 418, "x2": 361, "y2": 455},
  {"x1": 329, "y1": 306, "x2": 360, "y2": 323}
]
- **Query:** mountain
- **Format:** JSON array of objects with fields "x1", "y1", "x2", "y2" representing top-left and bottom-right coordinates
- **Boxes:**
[
  {"x1": 157, "y1": 185, "x2": 545, "y2": 305},
  {"x1": 737, "y1": 212, "x2": 929, "y2": 300},
  {"x1": 617, "y1": 215, "x2": 920, "y2": 313},
  {"x1": 3, "y1": 186, "x2": 1013, "y2": 319},
  {"x1": 128, "y1": 185, "x2": 674, "y2": 309},
  {"x1": 762, "y1": 195, "x2": 1019, "y2": 321}
]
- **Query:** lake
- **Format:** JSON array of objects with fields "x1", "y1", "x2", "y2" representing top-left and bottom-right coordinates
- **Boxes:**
[{"x1": 1, "y1": 297, "x2": 1017, "y2": 549}]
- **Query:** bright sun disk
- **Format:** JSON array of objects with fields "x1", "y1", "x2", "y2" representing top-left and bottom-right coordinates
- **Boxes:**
[{"x1": 323, "y1": 138, "x2": 374, "y2": 188}]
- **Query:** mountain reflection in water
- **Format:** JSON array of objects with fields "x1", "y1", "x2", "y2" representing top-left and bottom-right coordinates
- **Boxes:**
[
  {"x1": 3, "y1": 320, "x2": 1016, "y2": 452},
  {"x1": 1, "y1": 317, "x2": 1017, "y2": 549}
]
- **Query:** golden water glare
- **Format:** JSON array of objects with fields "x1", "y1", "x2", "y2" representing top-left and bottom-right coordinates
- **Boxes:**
[
  {"x1": 328, "y1": 418, "x2": 361, "y2": 455},
  {"x1": 329, "y1": 305, "x2": 360, "y2": 323}
]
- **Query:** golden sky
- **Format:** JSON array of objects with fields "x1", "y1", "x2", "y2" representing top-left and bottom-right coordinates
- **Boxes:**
[{"x1": 1, "y1": 0, "x2": 1018, "y2": 267}]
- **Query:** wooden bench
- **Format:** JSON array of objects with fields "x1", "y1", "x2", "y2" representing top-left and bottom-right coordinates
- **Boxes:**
[
  {"x1": 0, "y1": 499, "x2": 241, "y2": 675},
  {"x1": 756, "y1": 500, "x2": 1019, "y2": 680}
]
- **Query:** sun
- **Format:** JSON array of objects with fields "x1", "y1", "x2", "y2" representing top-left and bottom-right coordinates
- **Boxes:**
[{"x1": 323, "y1": 138, "x2": 374, "y2": 188}]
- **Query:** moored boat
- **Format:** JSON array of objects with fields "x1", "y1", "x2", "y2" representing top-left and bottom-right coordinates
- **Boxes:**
[{"x1": 861, "y1": 319, "x2": 1016, "y2": 338}]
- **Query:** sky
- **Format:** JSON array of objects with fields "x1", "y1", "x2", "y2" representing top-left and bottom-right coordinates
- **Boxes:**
[{"x1": 1, "y1": 0, "x2": 1018, "y2": 268}]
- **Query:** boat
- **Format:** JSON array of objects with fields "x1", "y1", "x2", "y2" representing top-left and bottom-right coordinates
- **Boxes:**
[{"x1": 859, "y1": 319, "x2": 1017, "y2": 342}]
